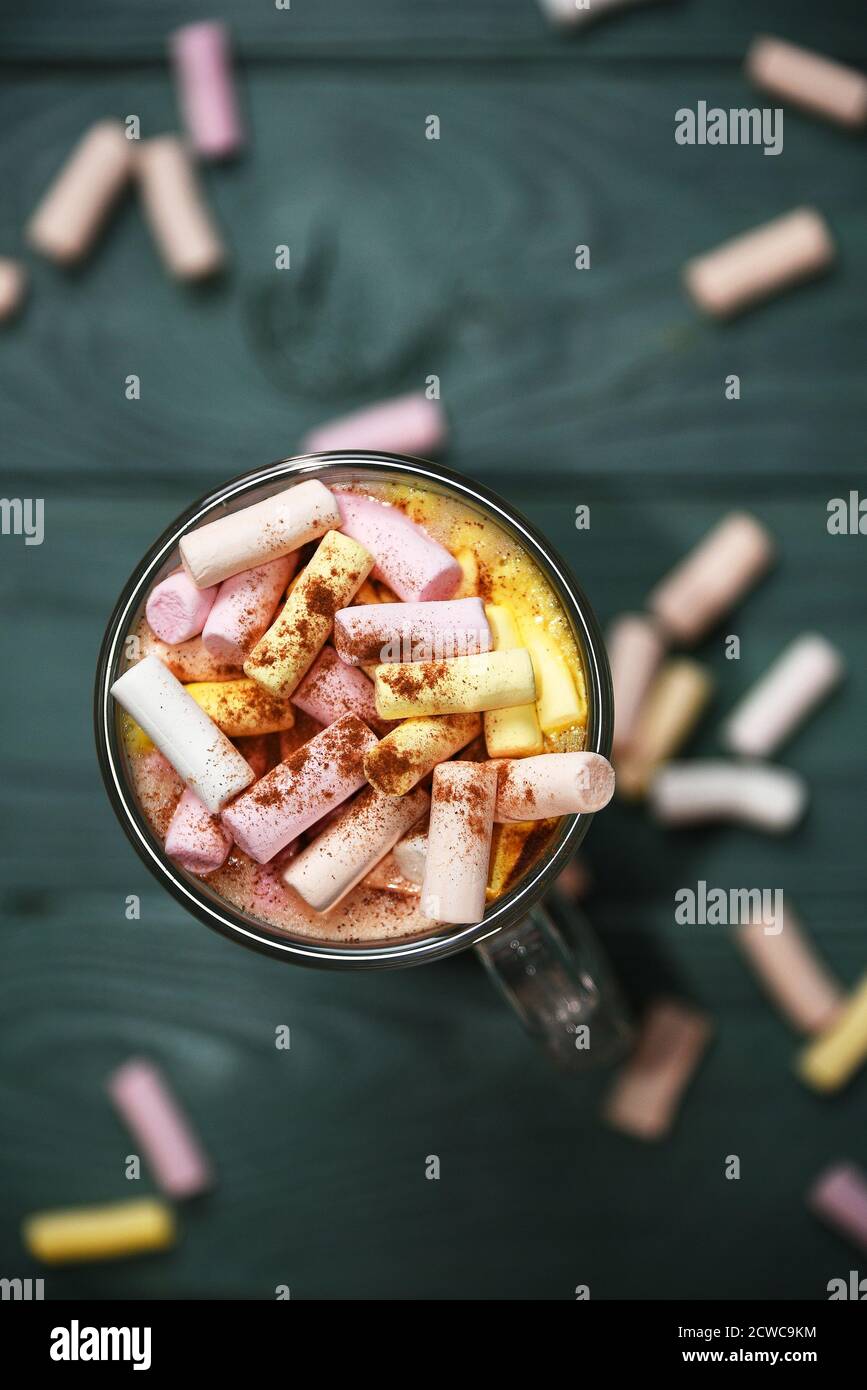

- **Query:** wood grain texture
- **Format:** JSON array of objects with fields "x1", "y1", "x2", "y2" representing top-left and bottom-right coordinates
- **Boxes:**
[{"x1": 1, "y1": 0, "x2": 866, "y2": 1300}]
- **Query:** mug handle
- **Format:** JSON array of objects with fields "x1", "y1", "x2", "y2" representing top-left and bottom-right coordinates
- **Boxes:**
[{"x1": 475, "y1": 892, "x2": 633, "y2": 1069}]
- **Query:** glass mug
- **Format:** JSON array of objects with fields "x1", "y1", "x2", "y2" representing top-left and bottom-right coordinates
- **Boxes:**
[{"x1": 94, "y1": 453, "x2": 632, "y2": 1069}]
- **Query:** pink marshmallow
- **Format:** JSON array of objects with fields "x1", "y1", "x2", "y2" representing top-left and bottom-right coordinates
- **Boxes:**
[
  {"x1": 334, "y1": 491, "x2": 461, "y2": 602},
  {"x1": 165, "y1": 788, "x2": 233, "y2": 875},
  {"x1": 202, "y1": 556, "x2": 294, "y2": 667},
  {"x1": 291, "y1": 646, "x2": 381, "y2": 729},
  {"x1": 421, "y1": 761, "x2": 497, "y2": 925},
  {"x1": 495, "y1": 753, "x2": 615, "y2": 821},
  {"x1": 107, "y1": 1058, "x2": 213, "y2": 1198},
  {"x1": 169, "y1": 22, "x2": 244, "y2": 160},
  {"x1": 334, "y1": 597, "x2": 491, "y2": 666},
  {"x1": 145, "y1": 568, "x2": 218, "y2": 645},
  {"x1": 302, "y1": 392, "x2": 446, "y2": 457},
  {"x1": 221, "y1": 714, "x2": 378, "y2": 864},
  {"x1": 809, "y1": 1163, "x2": 867, "y2": 1253}
]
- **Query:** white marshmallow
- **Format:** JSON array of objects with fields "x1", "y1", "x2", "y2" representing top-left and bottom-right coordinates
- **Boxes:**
[
  {"x1": 180, "y1": 479, "x2": 340, "y2": 588},
  {"x1": 649, "y1": 760, "x2": 807, "y2": 834},
  {"x1": 723, "y1": 633, "x2": 844, "y2": 758}
]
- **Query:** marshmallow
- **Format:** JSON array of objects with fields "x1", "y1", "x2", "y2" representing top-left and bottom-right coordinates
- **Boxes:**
[
  {"x1": 607, "y1": 613, "x2": 667, "y2": 757},
  {"x1": 23, "y1": 1198, "x2": 175, "y2": 1264},
  {"x1": 202, "y1": 556, "x2": 295, "y2": 666},
  {"x1": 374, "y1": 649, "x2": 535, "y2": 720},
  {"x1": 363, "y1": 712, "x2": 481, "y2": 796},
  {"x1": 184, "y1": 678, "x2": 296, "y2": 737},
  {"x1": 245, "y1": 530, "x2": 374, "y2": 698},
  {"x1": 334, "y1": 597, "x2": 491, "y2": 666},
  {"x1": 165, "y1": 787, "x2": 233, "y2": 874},
  {"x1": 808, "y1": 1164, "x2": 867, "y2": 1254},
  {"x1": 616, "y1": 659, "x2": 713, "y2": 799},
  {"x1": 363, "y1": 851, "x2": 421, "y2": 895},
  {"x1": 302, "y1": 392, "x2": 446, "y2": 457},
  {"x1": 517, "y1": 614, "x2": 586, "y2": 734},
  {"x1": 495, "y1": 752, "x2": 616, "y2": 821},
  {"x1": 111, "y1": 654, "x2": 254, "y2": 813},
  {"x1": 483, "y1": 604, "x2": 544, "y2": 758},
  {"x1": 146, "y1": 568, "x2": 218, "y2": 645},
  {"x1": 648, "y1": 512, "x2": 774, "y2": 645},
  {"x1": 604, "y1": 1000, "x2": 712, "y2": 1141},
  {"x1": 649, "y1": 760, "x2": 807, "y2": 834},
  {"x1": 334, "y1": 490, "x2": 461, "y2": 602},
  {"x1": 538, "y1": 0, "x2": 664, "y2": 27},
  {"x1": 107, "y1": 1058, "x2": 213, "y2": 1198},
  {"x1": 453, "y1": 547, "x2": 480, "y2": 598},
  {"x1": 797, "y1": 974, "x2": 867, "y2": 1093},
  {"x1": 139, "y1": 626, "x2": 243, "y2": 683},
  {"x1": 392, "y1": 829, "x2": 427, "y2": 885},
  {"x1": 736, "y1": 906, "x2": 844, "y2": 1036},
  {"x1": 421, "y1": 761, "x2": 498, "y2": 924},
  {"x1": 746, "y1": 36, "x2": 867, "y2": 129},
  {"x1": 353, "y1": 579, "x2": 381, "y2": 606},
  {"x1": 169, "y1": 21, "x2": 243, "y2": 159},
  {"x1": 684, "y1": 208, "x2": 835, "y2": 318},
  {"x1": 136, "y1": 135, "x2": 226, "y2": 280},
  {"x1": 27, "y1": 120, "x2": 133, "y2": 264},
  {"x1": 221, "y1": 714, "x2": 377, "y2": 863},
  {"x1": 723, "y1": 633, "x2": 844, "y2": 758},
  {"x1": 0, "y1": 257, "x2": 27, "y2": 323},
  {"x1": 181, "y1": 480, "x2": 339, "y2": 589},
  {"x1": 292, "y1": 645, "x2": 383, "y2": 730},
  {"x1": 488, "y1": 819, "x2": 558, "y2": 899},
  {"x1": 131, "y1": 749, "x2": 185, "y2": 838},
  {"x1": 284, "y1": 785, "x2": 429, "y2": 911}
]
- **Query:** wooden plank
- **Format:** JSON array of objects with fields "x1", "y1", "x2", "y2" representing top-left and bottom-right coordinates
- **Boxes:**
[{"x1": 1, "y1": 0, "x2": 866, "y2": 63}]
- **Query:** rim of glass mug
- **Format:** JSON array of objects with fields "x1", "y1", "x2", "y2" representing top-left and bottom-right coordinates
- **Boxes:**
[{"x1": 94, "y1": 452, "x2": 613, "y2": 970}]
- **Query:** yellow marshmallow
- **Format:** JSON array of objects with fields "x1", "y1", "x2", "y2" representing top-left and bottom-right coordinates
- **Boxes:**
[
  {"x1": 483, "y1": 605, "x2": 544, "y2": 757},
  {"x1": 486, "y1": 818, "x2": 559, "y2": 899},
  {"x1": 797, "y1": 974, "x2": 867, "y2": 1092},
  {"x1": 518, "y1": 614, "x2": 587, "y2": 734},
  {"x1": 23, "y1": 1198, "x2": 175, "y2": 1265},
  {"x1": 616, "y1": 659, "x2": 713, "y2": 799},
  {"x1": 245, "y1": 530, "x2": 373, "y2": 698},
  {"x1": 185, "y1": 678, "x2": 296, "y2": 737},
  {"x1": 453, "y1": 547, "x2": 479, "y2": 598},
  {"x1": 374, "y1": 649, "x2": 535, "y2": 720},
  {"x1": 364, "y1": 713, "x2": 481, "y2": 795},
  {"x1": 121, "y1": 713, "x2": 153, "y2": 755}
]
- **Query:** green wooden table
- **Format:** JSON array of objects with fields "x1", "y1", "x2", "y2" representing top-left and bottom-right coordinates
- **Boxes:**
[{"x1": 1, "y1": 0, "x2": 865, "y2": 1299}]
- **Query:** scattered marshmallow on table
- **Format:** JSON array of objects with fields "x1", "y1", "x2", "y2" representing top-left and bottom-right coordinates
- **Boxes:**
[
  {"x1": 797, "y1": 974, "x2": 867, "y2": 1093},
  {"x1": 422, "y1": 761, "x2": 498, "y2": 925},
  {"x1": 607, "y1": 613, "x2": 667, "y2": 758},
  {"x1": 111, "y1": 654, "x2": 254, "y2": 813},
  {"x1": 302, "y1": 392, "x2": 446, "y2": 458},
  {"x1": 146, "y1": 568, "x2": 218, "y2": 645},
  {"x1": 808, "y1": 1164, "x2": 867, "y2": 1254},
  {"x1": 202, "y1": 556, "x2": 295, "y2": 666},
  {"x1": 649, "y1": 760, "x2": 807, "y2": 834},
  {"x1": 23, "y1": 1198, "x2": 175, "y2": 1265},
  {"x1": 746, "y1": 35, "x2": 867, "y2": 130},
  {"x1": 495, "y1": 752, "x2": 616, "y2": 821},
  {"x1": 27, "y1": 120, "x2": 133, "y2": 264},
  {"x1": 165, "y1": 788, "x2": 233, "y2": 874},
  {"x1": 284, "y1": 785, "x2": 430, "y2": 912},
  {"x1": 616, "y1": 658, "x2": 713, "y2": 799},
  {"x1": 136, "y1": 135, "x2": 226, "y2": 281},
  {"x1": 722, "y1": 633, "x2": 844, "y2": 758},
  {"x1": 363, "y1": 712, "x2": 481, "y2": 796},
  {"x1": 169, "y1": 21, "x2": 243, "y2": 160},
  {"x1": 374, "y1": 649, "x2": 535, "y2": 720},
  {"x1": 735, "y1": 904, "x2": 844, "y2": 1035},
  {"x1": 221, "y1": 713, "x2": 377, "y2": 863},
  {"x1": 483, "y1": 603, "x2": 544, "y2": 758},
  {"x1": 648, "y1": 512, "x2": 774, "y2": 645},
  {"x1": 604, "y1": 1000, "x2": 712, "y2": 1141},
  {"x1": 0, "y1": 257, "x2": 27, "y2": 323},
  {"x1": 683, "y1": 207, "x2": 835, "y2": 318},
  {"x1": 334, "y1": 597, "x2": 491, "y2": 666},
  {"x1": 181, "y1": 479, "x2": 339, "y2": 589},
  {"x1": 107, "y1": 1058, "x2": 213, "y2": 1198},
  {"x1": 292, "y1": 645, "x2": 382, "y2": 730},
  {"x1": 184, "y1": 678, "x2": 296, "y2": 737},
  {"x1": 334, "y1": 490, "x2": 461, "y2": 602},
  {"x1": 245, "y1": 530, "x2": 373, "y2": 698}
]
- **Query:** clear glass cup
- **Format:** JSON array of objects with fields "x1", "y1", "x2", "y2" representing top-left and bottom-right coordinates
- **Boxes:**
[{"x1": 94, "y1": 452, "x2": 632, "y2": 1069}]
